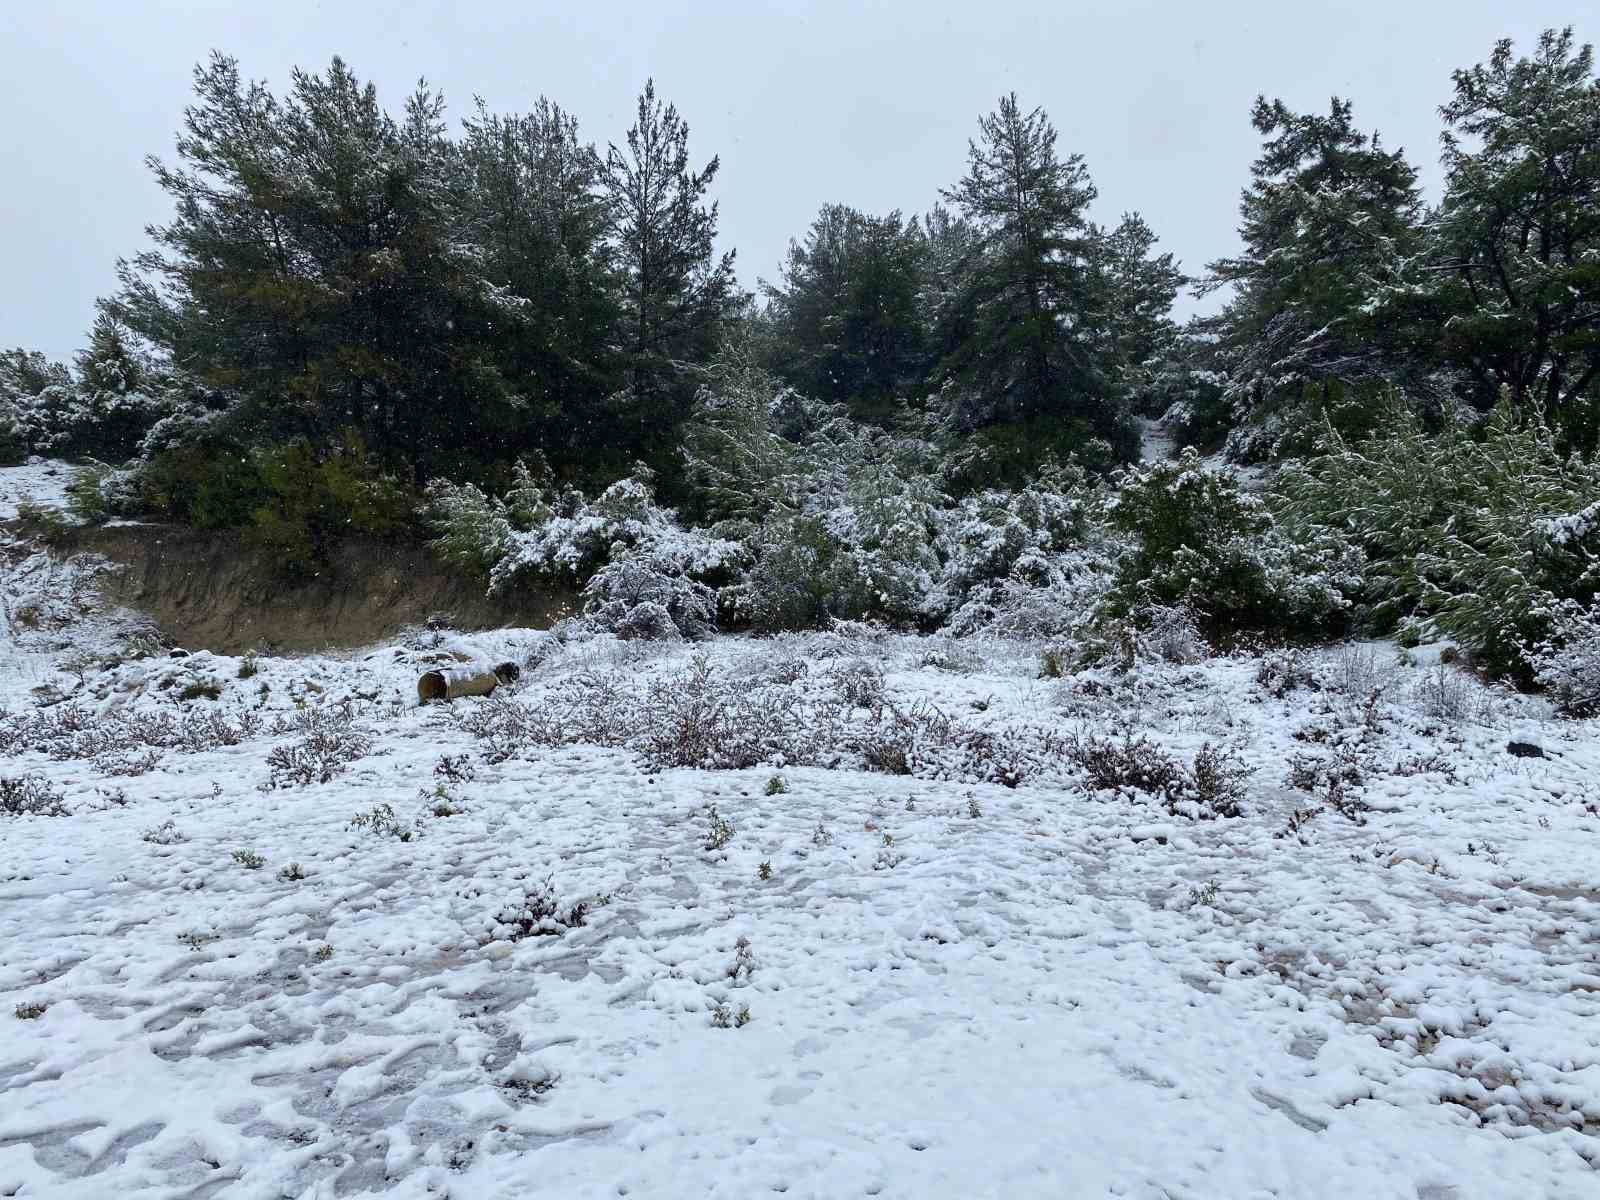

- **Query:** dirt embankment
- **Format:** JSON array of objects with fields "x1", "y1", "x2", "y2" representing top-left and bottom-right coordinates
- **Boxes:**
[{"x1": 63, "y1": 524, "x2": 576, "y2": 653}]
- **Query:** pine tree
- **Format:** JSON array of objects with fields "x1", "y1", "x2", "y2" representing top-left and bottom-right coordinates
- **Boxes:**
[
  {"x1": 764, "y1": 204, "x2": 928, "y2": 425},
  {"x1": 1090, "y1": 212, "x2": 1185, "y2": 395},
  {"x1": 457, "y1": 98, "x2": 620, "y2": 472},
  {"x1": 1424, "y1": 28, "x2": 1600, "y2": 453},
  {"x1": 602, "y1": 80, "x2": 738, "y2": 453},
  {"x1": 72, "y1": 312, "x2": 167, "y2": 460},
  {"x1": 1201, "y1": 96, "x2": 1426, "y2": 458},
  {"x1": 935, "y1": 94, "x2": 1121, "y2": 468},
  {"x1": 109, "y1": 54, "x2": 509, "y2": 476},
  {"x1": 0, "y1": 350, "x2": 73, "y2": 463}
]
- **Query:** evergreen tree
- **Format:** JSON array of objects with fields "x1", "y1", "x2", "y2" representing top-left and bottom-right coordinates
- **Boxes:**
[
  {"x1": 602, "y1": 80, "x2": 739, "y2": 454},
  {"x1": 1201, "y1": 96, "x2": 1426, "y2": 458},
  {"x1": 72, "y1": 312, "x2": 168, "y2": 460},
  {"x1": 1424, "y1": 28, "x2": 1600, "y2": 452},
  {"x1": 109, "y1": 54, "x2": 510, "y2": 476},
  {"x1": 918, "y1": 203, "x2": 981, "y2": 392},
  {"x1": 456, "y1": 98, "x2": 620, "y2": 473},
  {"x1": 764, "y1": 204, "x2": 928, "y2": 425},
  {"x1": 0, "y1": 350, "x2": 73, "y2": 463},
  {"x1": 0, "y1": 349, "x2": 72, "y2": 400},
  {"x1": 1090, "y1": 212, "x2": 1186, "y2": 401},
  {"x1": 935, "y1": 94, "x2": 1122, "y2": 468}
]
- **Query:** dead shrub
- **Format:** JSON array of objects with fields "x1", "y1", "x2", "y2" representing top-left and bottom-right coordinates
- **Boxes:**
[
  {"x1": 1067, "y1": 731, "x2": 1248, "y2": 818},
  {"x1": 266, "y1": 704, "x2": 372, "y2": 787},
  {"x1": 0, "y1": 774, "x2": 68, "y2": 817}
]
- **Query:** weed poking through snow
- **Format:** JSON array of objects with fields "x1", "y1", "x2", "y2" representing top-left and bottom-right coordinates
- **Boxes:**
[
  {"x1": 703, "y1": 804, "x2": 734, "y2": 851},
  {"x1": 493, "y1": 876, "x2": 589, "y2": 941}
]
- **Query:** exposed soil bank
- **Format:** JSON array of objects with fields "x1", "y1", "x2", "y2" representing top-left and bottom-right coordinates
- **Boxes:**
[{"x1": 62, "y1": 523, "x2": 575, "y2": 653}]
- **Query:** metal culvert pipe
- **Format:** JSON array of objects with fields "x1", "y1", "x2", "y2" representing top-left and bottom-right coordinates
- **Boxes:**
[{"x1": 417, "y1": 661, "x2": 520, "y2": 703}]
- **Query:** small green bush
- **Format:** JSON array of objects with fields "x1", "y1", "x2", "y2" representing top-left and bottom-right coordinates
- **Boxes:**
[
  {"x1": 1102, "y1": 449, "x2": 1360, "y2": 644},
  {"x1": 1275, "y1": 396, "x2": 1600, "y2": 680},
  {"x1": 248, "y1": 434, "x2": 415, "y2": 577}
]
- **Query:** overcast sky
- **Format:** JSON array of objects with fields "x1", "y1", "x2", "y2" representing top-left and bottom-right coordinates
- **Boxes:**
[{"x1": 0, "y1": 1, "x2": 1583, "y2": 361}]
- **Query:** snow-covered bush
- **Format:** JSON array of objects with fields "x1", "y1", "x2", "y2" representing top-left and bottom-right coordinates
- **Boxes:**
[
  {"x1": 1528, "y1": 600, "x2": 1600, "y2": 717},
  {"x1": 817, "y1": 465, "x2": 948, "y2": 625},
  {"x1": 684, "y1": 364, "x2": 962, "y2": 631},
  {"x1": 582, "y1": 547, "x2": 719, "y2": 641},
  {"x1": 727, "y1": 514, "x2": 844, "y2": 631},
  {"x1": 1065, "y1": 730, "x2": 1249, "y2": 819},
  {"x1": 0, "y1": 774, "x2": 69, "y2": 818},
  {"x1": 1103, "y1": 449, "x2": 1361, "y2": 643},
  {"x1": 429, "y1": 461, "x2": 741, "y2": 639},
  {"x1": 265, "y1": 705, "x2": 373, "y2": 788},
  {"x1": 942, "y1": 462, "x2": 1115, "y2": 638},
  {"x1": 0, "y1": 326, "x2": 173, "y2": 463},
  {"x1": 1276, "y1": 397, "x2": 1600, "y2": 679}
]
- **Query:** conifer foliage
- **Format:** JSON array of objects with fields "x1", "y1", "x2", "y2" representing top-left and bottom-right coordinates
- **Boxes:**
[
  {"x1": 1425, "y1": 28, "x2": 1600, "y2": 452},
  {"x1": 603, "y1": 80, "x2": 740, "y2": 453},
  {"x1": 1200, "y1": 96, "x2": 1427, "y2": 458},
  {"x1": 935, "y1": 94, "x2": 1122, "y2": 463}
]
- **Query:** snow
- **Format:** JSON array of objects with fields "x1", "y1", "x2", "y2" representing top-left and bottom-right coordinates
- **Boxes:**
[
  {"x1": 0, "y1": 458, "x2": 75, "y2": 522},
  {"x1": 1, "y1": 603, "x2": 1598, "y2": 1198},
  {"x1": 1135, "y1": 414, "x2": 1178, "y2": 463}
]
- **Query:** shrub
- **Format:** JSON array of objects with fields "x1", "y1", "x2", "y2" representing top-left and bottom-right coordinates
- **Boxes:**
[
  {"x1": 582, "y1": 545, "x2": 719, "y2": 640},
  {"x1": 248, "y1": 434, "x2": 415, "y2": 577},
  {"x1": 266, "y1": 705, "x2": 372, "y2": 788},
  {"x1": 1069, "y1": 731, "x2": 1184, "y2": 798},
  {"x1": 429, "y1": 460, "x2": 740, "y2": 638},
  {"x1": 703, "y1": 805, "x2": 735, "y2": 850},
  {"x1": 348, "y1": 802, "x2": 421, "y2": 841},
  {"x1": 1410, "y1": 663, "x2": 1481, "y2": 723},
  {"x1": 943, "y1": 464, "x2": 1114, "y2": 639},
  {"x1": 731, "y1": 515, "x2": 850, "y2": 631},
  {"x1": 1186, "y1": 743, "x2": 1250, "y2": 819},
  {"x1": 829, "y1": 658, "x2": 886, "y2": 709},
  {"x1": 1255, "y1": 650, "x2": 1316, "y2": 698},
  {"x1": 137, "y1": 438, "x2": 271, "y2": 530},
  {"x1": 1275, "y1": 397, "x2": 1600, "y2": 680},
  {"x1": 1067, "y1": 732, "x2": 1248, "y2": 819},
  {"x1": 1103, "y1": 449, "x2": 1361, "y2": 644},
  {"x1": 129, "y1": 429, "x2": 414, "y2": 576},
  {"x1": 1529, "y1": 600, "x2": 1600, "y2": 717},
  {"x1": 0, "y1": 774, "x2": 68, "y2": 817},
  {"x1": 493, "y1": 876, "x2": 589, "y2": 940},
  {"x1": 710, "y1": 1003, "x2": 752, "y2": 1029}
]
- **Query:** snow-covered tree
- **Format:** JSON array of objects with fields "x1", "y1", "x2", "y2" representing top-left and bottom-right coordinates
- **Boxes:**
[
  {"x1": 1422, "y1": 28, "x2": 1600, "y2": 453},
  {"x1": 933, "y1": 94, "x2": 1126, "y2": 471},
  {"x1": 1200, "y1": 96, "x2": 1428, "y2": 460},
  {"x1": 603, "y1": 80, "x2": 739, "y2": 449}
]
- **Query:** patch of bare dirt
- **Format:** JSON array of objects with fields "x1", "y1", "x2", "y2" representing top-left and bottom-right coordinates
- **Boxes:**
[{"x1": 66, "y1": 524, "x2": 575, "y2": 653}]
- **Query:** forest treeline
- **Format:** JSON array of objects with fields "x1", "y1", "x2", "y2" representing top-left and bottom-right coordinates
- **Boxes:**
[{"x1": 2, "y1": 29, "x2": 1597, "y2": 703}]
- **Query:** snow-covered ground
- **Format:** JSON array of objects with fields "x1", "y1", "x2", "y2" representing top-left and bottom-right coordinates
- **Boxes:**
[
  {"x1": 1136, "y1": 414, "x2": 1178, "y2": 463},
  {"x1": 0, "y1": 458, "x2": 76, "y2": 522},
  {"x1": 2, "y1": 580, "x2": 1599, "y2": 1199}
]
